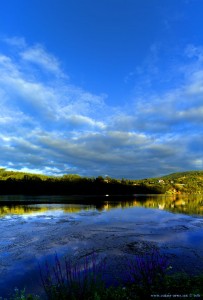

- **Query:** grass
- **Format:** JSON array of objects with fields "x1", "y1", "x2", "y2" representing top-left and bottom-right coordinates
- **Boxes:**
[{"x1": 5, "y1": 248, "x2": 203, "y2": 300}]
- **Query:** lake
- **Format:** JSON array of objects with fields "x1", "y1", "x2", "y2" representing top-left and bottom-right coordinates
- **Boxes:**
[{"x1": 0, "y1": 194, "x2": 203, "y2": 298}]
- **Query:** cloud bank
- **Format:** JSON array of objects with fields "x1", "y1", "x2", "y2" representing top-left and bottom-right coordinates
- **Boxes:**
[{"x1": 0, "y1": 38, "x2": 203, "y2": 178}]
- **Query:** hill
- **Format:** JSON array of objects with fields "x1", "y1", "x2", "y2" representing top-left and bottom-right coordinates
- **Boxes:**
[
  {"x1": 0, "y1": 168, "x2": 203, "y2": 195},
  {"x1": 134, "y1": 170, "x2": 203, "y2": 194},
  {"x1": 162, "y1": 170, "x2": 203, "y2": 180}
]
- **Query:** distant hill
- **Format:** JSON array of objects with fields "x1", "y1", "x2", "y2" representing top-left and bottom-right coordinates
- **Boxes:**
[
  {"x1": 161, "y1": 170, "x2": 203, "y2": 180},
  {"x1": 135, "y1": 170, "x2": 203, "y2": 194},
  {"x1": 0, "y1": 168, "x2": 203, "y2": 195}
]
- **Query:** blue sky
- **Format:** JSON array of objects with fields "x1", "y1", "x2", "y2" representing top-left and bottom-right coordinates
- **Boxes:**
[{"x1": 0, "y1": 0, "x2": 203, "y2": 179}]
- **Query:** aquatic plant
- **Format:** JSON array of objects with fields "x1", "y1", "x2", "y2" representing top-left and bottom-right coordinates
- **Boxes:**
[
  {"x1": 124, "y1": 248, "x2": 171, "y2": 298},
  {"x1": 39, "y1": 252, "x2": 106, "y2": 300},
  {"x1": 7, "y1": 250, "x2": 203, "y2": 300},
  {"x1": 38, "y1": 248, "x2": 171, "y2": 299},
  {"x1": 126, "y1": 249, "x2": 170, "y2": 287}
]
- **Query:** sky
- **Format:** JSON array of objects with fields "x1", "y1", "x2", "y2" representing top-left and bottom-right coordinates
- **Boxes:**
[{"x1": 0, "y1": 0, "x2": 203, "y2": 179}]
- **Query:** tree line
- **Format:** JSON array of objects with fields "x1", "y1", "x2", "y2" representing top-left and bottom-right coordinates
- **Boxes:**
[
  {"x1": 0, "y1": 169, "x2": 164, "y2": 195},
  {"x1": 0, "y1": 168, "x2": 203, "y2": 195}
]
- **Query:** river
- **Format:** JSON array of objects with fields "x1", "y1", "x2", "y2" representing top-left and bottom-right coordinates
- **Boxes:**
[{"x1": 0, "y1": 194, "x2": 203, "y2": 298}]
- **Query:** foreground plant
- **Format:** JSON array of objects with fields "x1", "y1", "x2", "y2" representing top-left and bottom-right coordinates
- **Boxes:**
[
  {"x1": 9, "y1": 288, "x2": 40, "y2": 300},
  {"x1": 39, "y1": 252, "x2": 106, "y2": 300},
  {"x1": 123, "y1": 248, "x2": 171, "y2": 298},
  {"x1": 123, "y1": 248, "x2": 203, "y2": 299},
  {"x1": 163, "y1": 272, "x2": 203, "y2": 295},
  {"x1": 8, "y1": 248, "x2": 203, "y2": 300}
]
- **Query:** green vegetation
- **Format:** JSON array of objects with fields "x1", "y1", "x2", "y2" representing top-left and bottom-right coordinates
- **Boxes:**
[
  {"x1": 0, "y1": 169, "x2": 203, "y2": 195},
  {"x1": 7, "y1": 249, "x2": 203, "y2": 300},
  {"x1": 8, "y1": 288, "x2": 40, "y2": 300},
  {"x1": 145, "y1": 170, "x2": 203, "y2": 194},
  {"x1": 7, "y1": 273, "x2": 203, "y2": 299}
]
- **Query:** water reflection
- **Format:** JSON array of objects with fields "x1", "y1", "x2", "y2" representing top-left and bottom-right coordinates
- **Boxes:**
[
  {"x1": 134, "y1": 194, "x2": 203, "y2": 216},
  {"x1": 0, "y1": 204, "x2": 95, "y2": 217},
  {"x1": 0, "y1": 194, "x2": 203, "y2": 217}
]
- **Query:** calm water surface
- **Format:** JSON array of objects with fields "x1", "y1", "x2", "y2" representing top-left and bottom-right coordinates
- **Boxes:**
[{"x1": 0, "y1": 194, "x2": 203, "y2": 298}]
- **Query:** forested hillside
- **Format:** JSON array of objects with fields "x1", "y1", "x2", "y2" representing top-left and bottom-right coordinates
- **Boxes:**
[
  {"x1": 137, "y1": 171, "x2": 203, "y2": 194},
  {"x1": 0, "y1": 168, "x2": 203, "y2": 195}
]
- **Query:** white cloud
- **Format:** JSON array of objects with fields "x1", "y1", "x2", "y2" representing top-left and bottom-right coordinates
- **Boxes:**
[
  {"x1": 0, "y1": 50, "x2": 106, "y2": 127},
  {"x1": 3, "y1": 36, "x2": 27, "y2": 48},
  {"x1": 66, "y1": 115, "x2": 106, "y2": 129},
  {"x1": 178, "y1": 106, "x2": 203, "y2": 122},
  {"x1": 20, "y1": 44, "x2": 65, "y2": 78},
  {"x1": 0, "y1": 54, "x2": 21, "y2": 77},
  {"x1": 0, "y1": 38, "x2": 203, "y2": 178},
  {"x1": 185, "y1": 44, "x2": 203, "y2": 62},
  {"x1": 192, "y1": 159, "x2": 203, "y2": 168}
]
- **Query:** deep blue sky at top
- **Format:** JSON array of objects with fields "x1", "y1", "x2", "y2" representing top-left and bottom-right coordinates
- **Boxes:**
[
  {"x1": 0, "y1": 0, "x2": 203, "y2": 178},
  {"x1": 1, "y1": 0, "x2": 201, "y2": 103}
]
